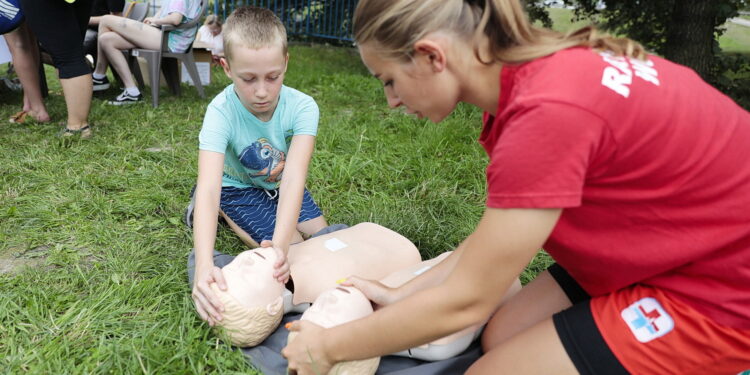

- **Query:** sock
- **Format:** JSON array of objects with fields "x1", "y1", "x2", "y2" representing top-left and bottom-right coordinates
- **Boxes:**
[
  {"x1": 93, "y1": 72, "x2": 106, "y2": 80},
  {"x1": 125, "y1": 87, "x2": 141, "y2": 96}
]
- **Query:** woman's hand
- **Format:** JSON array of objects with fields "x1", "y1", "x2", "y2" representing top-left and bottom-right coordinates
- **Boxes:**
[
  {"x1": 191, "y1": 264, "x2": 227, "y2": 326},
  {"x1": 260, "y1": 240, "x2": 290, "y2": 284},
  {"x1": 341, "y1": 276, "x2": 402, "y2": 309},
  {"x1": 282, "y1": 320, "x2": 334, "y2": 375}
]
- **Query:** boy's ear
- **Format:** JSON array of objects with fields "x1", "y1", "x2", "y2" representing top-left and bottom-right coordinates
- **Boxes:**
[
  {"x1": 413, "y1": 39, "x2": 446, "y2": 73},
  {"x1": 284, "y1": 52, "x2": 289, "y2": 72},
  {"x1": 220, "y1": 57, "x2": 232, "y2": 77}
]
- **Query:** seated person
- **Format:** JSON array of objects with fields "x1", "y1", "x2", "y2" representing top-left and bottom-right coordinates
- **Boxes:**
[
  {"x1": 287, "y1": 286, "x2": 379, "y2": 375},
  {"x1": 195, "y1": 14, "x2": 222, "y2": 62},
  {"x1": 83, "y1": 0, "x2": 124, "y2": 68},
  {"x1": 91, "y1": 0, "x2": 201, "y2": 105}
]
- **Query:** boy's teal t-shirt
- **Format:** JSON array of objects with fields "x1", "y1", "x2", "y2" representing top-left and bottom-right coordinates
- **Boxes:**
[{"x1": 199, "y1": 84, "x2": 319, "y2": 190}]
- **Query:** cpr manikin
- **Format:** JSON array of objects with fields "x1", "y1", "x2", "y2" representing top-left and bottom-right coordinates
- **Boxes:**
[
  {"x1": 287, "y1": 286, "x2": 380, "y2": 375},
  {"x1": 210, "y1": 247, "x2": 285, "y2": 347},
  {"x1": 214, "y1": 222, "x2": 422, "y2": 347},
  {"x1": 380, "y1": 252, "x2": 487, "y2": 361}
]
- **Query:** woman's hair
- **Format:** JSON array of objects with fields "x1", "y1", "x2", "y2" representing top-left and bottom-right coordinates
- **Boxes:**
[
  {"x1": 223, "y1": 6, "x2": 288, "y2": 63},
  {"x1": 203, "y1": 14, "x2": 222, "y2": 27},
  {"x1": 353, "y1": 0, "x2": 646, "y2": 65}
]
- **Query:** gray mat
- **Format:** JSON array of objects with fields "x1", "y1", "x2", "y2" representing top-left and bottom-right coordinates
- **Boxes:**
[{"x1": 242, "y1": 317, "x2": 482, "y2": 375}]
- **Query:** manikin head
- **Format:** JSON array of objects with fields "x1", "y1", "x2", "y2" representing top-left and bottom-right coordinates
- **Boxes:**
[
  {"x1": 221, "y1": 6, "x2": 289, "y2": 121},
  {"x1": 211, "y1": 247, "x2": 285, "y2": 347},
  {"x1": 288, "y1": 286, "x2": 380, "y2": 375}
]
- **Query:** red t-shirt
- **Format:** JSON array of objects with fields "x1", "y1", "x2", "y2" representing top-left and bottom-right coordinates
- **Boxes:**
[{"x1": 481, "y1": 47, "x2": 750, "y2": 329}]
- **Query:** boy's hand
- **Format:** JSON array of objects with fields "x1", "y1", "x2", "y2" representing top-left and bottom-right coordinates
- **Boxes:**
[
  {"x1": 260, "y1": 240, "x2": 290, "y2": 284},
  {"x1": 192, "y1": 264, "x2": 227, "y2": 326}
]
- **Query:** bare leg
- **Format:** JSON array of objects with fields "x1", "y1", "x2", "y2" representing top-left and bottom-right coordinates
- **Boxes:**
[
  {"x1": 297, "y1": 216, "x2": 328, "y2": 238},
  {"x1": 481, "y1": 271, "x2": 572, "y2": 350},
  {"x1": 94, "y1": 15, "x2": 161, "y2": 86},
  {"x1": 3, "y1": 23, "x2": 50, "y2": 122},
  {"x1": 467, "y1": 271, "x2": 577, "y2": 374},
  {"x1": 468, "y1": 319, "x2": 577, "y2": 375},
  {"x1": 59, "y1": 74, "x2": 92, "y2": 130}
]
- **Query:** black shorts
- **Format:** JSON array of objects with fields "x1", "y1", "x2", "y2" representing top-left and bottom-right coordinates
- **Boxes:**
[{"x1": 548, "y1": 263, "x2": 629, "y2": 375}]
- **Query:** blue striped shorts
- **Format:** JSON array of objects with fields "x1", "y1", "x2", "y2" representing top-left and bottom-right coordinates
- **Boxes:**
[{"x1": 219, "y1": 186, "x2": 323, "y2": 243}]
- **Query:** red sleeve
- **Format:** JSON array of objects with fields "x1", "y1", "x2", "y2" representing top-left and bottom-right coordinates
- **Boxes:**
[{"x1": 485, "y1": 101, "x2": 611, "y2": 208}]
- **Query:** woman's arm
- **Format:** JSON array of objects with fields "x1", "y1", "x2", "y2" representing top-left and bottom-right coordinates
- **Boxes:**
[
  {"x1": 284, "y1": 207, "x2": 562, "y2": 373},
  {"x1": 191, "y1": 150, "x2": 226, "y2": 326}
]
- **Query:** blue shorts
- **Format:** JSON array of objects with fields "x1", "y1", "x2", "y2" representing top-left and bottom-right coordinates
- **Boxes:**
[{"x1": 219, "y1": 186, "x2": 323, "y2": 243}]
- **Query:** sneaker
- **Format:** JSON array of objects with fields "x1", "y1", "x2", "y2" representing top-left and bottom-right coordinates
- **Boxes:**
[
  {"x1": 92, "y1": 76, "x2": 110, "y2": 91},
  {"x1": 108, "y1": 90, "x2": 143, "y2": 105},
  {"x1": 184, "y1": 185, "x2": 197, "y2": 229}
]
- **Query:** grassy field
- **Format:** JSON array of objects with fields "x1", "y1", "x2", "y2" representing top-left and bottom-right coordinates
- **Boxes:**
[
  {"x1": 1, "y1": 9, "x2": 747, "y2": 373},
  {"x1": 0, "y1": 45, "x2": 554, "y2": 373}
]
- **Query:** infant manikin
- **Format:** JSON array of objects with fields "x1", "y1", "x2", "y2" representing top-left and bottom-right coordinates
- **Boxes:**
[
  {"x1": 288, "y1": 286, "x2": 380, "y2": 375},
  {"x1": 210, "y1": 247, "x2": 285, "y2": 347},
  {"x1": 380, "y1": 252, "x2": 486, "y2": 361}
]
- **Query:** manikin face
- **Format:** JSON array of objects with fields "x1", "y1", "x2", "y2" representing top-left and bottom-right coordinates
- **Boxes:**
[
  {"x1": 300, "y1": 286, "x2": 373, "y2": 329},
  {"x1": 222, "y1": 42, "x2": 288, "y2": 122},
  {"x1": 358, "y1": 42, "x2": 458, "y2": 123},
  {"x1": 222, "y1": 247, "x2": 285, "y2": 309}
]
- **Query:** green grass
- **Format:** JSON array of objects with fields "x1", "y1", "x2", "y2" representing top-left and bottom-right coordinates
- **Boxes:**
[
  {"x1": 719, "y1": 21, "x2": 750, "y2": 53},
  {"x1": 544, "y1": 8, "x2": 750, "y2": 55},
  {"x1": 0, "y1": 45, "x2": 553, "y2": 373}
]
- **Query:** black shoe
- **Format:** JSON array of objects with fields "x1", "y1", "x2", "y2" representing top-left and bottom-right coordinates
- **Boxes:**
[
  {"x1": 108, "y1": 90, "x2": 143, "y2": 105},
  {"x1": 184, "y1": 185, "x2": 197, "y2": 229},
  {"x1": 92, "y1": 76, "x2": 110, "y2": 91}
]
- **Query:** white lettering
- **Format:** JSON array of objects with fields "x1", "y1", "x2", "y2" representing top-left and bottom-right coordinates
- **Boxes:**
[
  {"x1": 599, "y1": 52, "x2": 660, "y2": 97},
  {"x1": 601, "y1": 66, "x2": 632, "y2": 98}
]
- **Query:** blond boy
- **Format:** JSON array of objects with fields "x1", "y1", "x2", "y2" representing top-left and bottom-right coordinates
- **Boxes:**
[{"x1": 190, "y1": 6, "x2": 328, "y2": 326}]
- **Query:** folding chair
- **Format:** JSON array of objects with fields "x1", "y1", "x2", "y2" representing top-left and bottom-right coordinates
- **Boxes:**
[{"x1": 127, "y1": 0, "x2": 207, "y2": 107}]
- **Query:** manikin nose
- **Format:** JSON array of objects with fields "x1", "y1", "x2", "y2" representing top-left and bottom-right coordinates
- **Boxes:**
[{"x1": 386, "y1": 94, "x2": 402, "y2": 109}]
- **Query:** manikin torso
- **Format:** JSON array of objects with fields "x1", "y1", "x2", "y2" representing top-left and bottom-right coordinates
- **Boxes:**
[{"x1": 288, "y1": 222, "x2": 422, "y2": 305}]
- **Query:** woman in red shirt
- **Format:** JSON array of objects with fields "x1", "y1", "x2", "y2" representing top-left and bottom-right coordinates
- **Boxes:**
[{"x1": 283, "y1": 1, "x2": 750, "y2": 374}]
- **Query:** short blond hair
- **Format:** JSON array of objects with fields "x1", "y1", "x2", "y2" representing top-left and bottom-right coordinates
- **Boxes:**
[{"x1": 223, "y1": 6, "x2": 288, "y2": 63}]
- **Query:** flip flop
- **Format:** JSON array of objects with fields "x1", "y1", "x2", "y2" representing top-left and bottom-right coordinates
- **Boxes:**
[{"x1": 8, "y1": 110, "x2": 28, "y2": 124}]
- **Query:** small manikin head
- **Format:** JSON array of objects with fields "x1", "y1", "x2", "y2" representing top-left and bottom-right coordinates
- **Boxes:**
[
  {"x1": 211, "y1": 247, "x2": 285, "y2": 347},
  {"x1": 288, "y1": 286, "x2": 380, "y2": 375}
]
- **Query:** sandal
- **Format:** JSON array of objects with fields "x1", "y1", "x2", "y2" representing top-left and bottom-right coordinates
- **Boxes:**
[
  {"x1": 59, "y1": 124, "x2": 93, "y2": 139},
  {"x1": 8, "y1": 110, "x2": 28, "y2": 124}
]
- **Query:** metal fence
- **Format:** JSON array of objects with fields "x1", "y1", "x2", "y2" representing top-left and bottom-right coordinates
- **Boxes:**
[{"x1": 211, "y1": 0, "x2": 359, "y2": 43}]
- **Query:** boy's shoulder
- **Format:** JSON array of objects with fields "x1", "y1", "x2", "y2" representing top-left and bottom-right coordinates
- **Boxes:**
[{"x1": 280, "y1": 85, "x2": 315, "y2": 104}]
